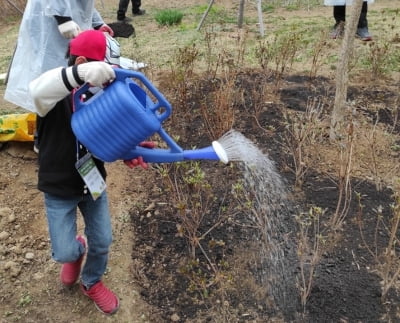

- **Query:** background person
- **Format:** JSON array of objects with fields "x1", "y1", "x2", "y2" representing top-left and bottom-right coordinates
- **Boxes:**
[
  {"x1": 324, "y1": 0, "x2": 374, "y2": 41},
  {"x1": 117, "y1": 0, "x2": 145, "y2": 22},
  {"x1": 4, "y1": 0, "x2": 113, "y2": 153}
]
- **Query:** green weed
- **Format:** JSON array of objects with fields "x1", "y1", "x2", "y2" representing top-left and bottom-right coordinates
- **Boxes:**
[
  {"x1": 18, "y1": 293, "x2": 32, "y2": 307},
  {"x1": 155, "y1": 9, "x2": 184, "y2": 26}
]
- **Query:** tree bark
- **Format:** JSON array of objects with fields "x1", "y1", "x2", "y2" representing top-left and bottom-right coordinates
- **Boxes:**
[
  {"x1": 329, "y1": 0, "x2": 363, "y2": 141},
  {"x1": 196, "y1": 0, "x2": 215, "y2": 31},
  {"x1": 238, "y1": 0, "x2": 245, "y2": 28},
  {"x1": 256, "y1": 0, "x2": 265, "y2": 37}
]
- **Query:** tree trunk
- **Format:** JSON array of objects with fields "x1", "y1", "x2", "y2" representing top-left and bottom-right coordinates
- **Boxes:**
[
  {"x1": 256, "y1": 0, "x2": 265, "y2": 37},
  {"x1": 238, "y1": 0, "x2": 245, "y2": 28},
  {"x1": 329, "y1": 0, "x2": 363, "y2": 141},
  {"x1": 196, "y1": 0, "x2": 215, "y2": 31}
]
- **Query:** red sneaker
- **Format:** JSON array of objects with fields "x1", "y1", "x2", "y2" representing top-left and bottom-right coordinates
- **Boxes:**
[
  {"x1": 60, "y1": 235, "x2": 86, "y2": 286},
  {"x1": 81, "y1": 281, "x2": 119, "y2": 315}
]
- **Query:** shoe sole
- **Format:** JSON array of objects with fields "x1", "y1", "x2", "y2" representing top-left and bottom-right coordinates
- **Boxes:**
[
  {"x1": 356, "y1": 35, "x2": 372, "y2": 41},
  {"x1": 93, "y1": 300, "x2": 120, "y2": 315}
]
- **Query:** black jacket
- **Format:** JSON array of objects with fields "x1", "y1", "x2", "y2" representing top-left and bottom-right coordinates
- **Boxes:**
[{"x1": 37, "y1": 93, "x2": 106, "y2": 196}]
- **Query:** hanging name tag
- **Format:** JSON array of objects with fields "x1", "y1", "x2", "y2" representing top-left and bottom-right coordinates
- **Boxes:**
[{"x1": 75, "y1": 153, "x2": 106, "y2": 200}]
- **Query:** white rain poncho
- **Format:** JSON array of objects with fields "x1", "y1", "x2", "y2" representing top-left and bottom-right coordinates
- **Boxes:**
[
  {"x1": 324, "y1": 0, "x2": 374, "y2": 5},
  {"x1": 4, "y1": 0, "x2": 104, "y2": 112}
]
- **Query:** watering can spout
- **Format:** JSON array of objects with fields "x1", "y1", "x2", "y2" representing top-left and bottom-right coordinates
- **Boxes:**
[
  {"x1": 183, "y1": 142, "x2": 227, "y2": 163},
  {"x1": 183, "y1": 142, "x2": 228, "y2": 164},
  {"x1": 121, "y1": 141, "x2": 229, "y2": 164}
]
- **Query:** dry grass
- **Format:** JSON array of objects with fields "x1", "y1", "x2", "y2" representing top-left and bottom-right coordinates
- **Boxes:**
[{"x1": 0, "y1": 0, "x2": 25, "y2": 20}]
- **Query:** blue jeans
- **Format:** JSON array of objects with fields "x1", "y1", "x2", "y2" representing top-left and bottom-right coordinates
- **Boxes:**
[{"x1": 44, "y1": 192, "x2": 113, "y2": 288}]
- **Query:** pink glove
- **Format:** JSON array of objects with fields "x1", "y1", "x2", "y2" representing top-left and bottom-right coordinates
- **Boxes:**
[
  {"x1": 123, "y1": 141, "x2": 156, "y2": 169},
  {"x1": 98, "y1": 24, "x2": 114, "y2": 36}
]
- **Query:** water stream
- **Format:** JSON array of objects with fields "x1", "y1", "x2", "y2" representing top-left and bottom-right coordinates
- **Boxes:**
[{"x1": 217, "y1": 130, "x2": 298, "y2": 318}]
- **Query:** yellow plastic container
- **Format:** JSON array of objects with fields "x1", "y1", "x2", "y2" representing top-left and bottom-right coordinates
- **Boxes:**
[{"x1": 0, "y1": 113, "x2": 36, "y2": 142}]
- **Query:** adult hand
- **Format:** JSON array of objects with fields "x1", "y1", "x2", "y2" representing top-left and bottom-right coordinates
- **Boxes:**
[
  {"x1": 58, "y1": 20, "x2": 81, "y2": 39},
  {"x1": 98, "y1": 24, "x2": 114, "y2": 37},
  {"x1": 77, "y1": 62, "x2": 115, "y2": 88}
]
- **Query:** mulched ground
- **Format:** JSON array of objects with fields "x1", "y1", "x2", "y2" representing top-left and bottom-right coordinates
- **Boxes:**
[{"x1": 129, "y1": 70, "x2": 399, "y2": 322}]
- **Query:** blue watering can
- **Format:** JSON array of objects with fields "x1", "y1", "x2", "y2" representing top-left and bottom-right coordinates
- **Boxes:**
[{"x1": 71, "y1": 68, "x2": 228, "y2": 164}]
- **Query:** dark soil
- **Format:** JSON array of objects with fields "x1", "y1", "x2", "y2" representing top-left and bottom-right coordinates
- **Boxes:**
[
  {"x1": 108, "y1": 22, "x2": 135, "y2": 38},
  {"x1": 129, "y1": 70, "x2": 400, "y2": 322}
]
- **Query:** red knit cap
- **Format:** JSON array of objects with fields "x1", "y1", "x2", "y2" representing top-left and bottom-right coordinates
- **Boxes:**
[{"x1": 70, "y1": 30, "x2": 106, "y2": 61}]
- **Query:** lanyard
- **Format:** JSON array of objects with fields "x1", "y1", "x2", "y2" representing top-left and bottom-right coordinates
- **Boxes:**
[{"x1": 71, "y1": 88, "x2": 88, "y2": 162}]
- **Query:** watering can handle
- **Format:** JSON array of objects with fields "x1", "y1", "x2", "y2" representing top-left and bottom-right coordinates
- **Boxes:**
[
  {"x1": 73, "y1": 68, "x2": 172, "y2": 122},
  {"x1": 73, "y1": 83, "x2": 91, "y2": 111},
  {"x1": 114, "y1": 68, "x2": 172, "y2": 122}
]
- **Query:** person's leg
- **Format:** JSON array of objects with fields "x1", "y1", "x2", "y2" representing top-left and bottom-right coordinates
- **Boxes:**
[
  {"x1": 358, "y1": 2, "x2": 368, "y2": 28},
  {"x1": 331, "y1": 5, "x2": 346, "y2": 39},
  {"x1": 79, "y1": 192, "x2": 112, "y2": 288},
  {"x1": 132, "y1": 0, "x2": 145, "y2": 15},
  {"x1": 78, "y1": 192, "x2": 118, "y2": 315},
  {"x1": 44, "y1": 193, "x2": 85, "y2": 263},
  {"x1": 333, "y1": 5, "x2": 346, "y2": 24},
  {"x1": 357, "y1": 2, "x2": 372, "y2": 41},
  {"x1": 132, "y1": 0, "x2": 141, "y2": 12},
  {"x1": 117, "y1": 0, "x2": 131, "y2": 21}
]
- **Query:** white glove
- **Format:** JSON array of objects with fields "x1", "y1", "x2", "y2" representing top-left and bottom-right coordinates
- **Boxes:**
[
  {"x1": 77, "y1": 62, "x2": 116, "y2": 88},
  {"x1": 58, "y1": 20, "x2": 81, "y2": 39}
]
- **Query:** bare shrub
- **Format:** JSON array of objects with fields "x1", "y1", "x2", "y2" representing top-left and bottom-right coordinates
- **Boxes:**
[
  {"x1": 380, "y1": 190, "x2": 400, "y2": 299},
  {"x1": 282, "y1": 96, "x2": 326, "y2": 188},
  {"x1": 388, "y1": 94, "x2": 399, "y2": 133},
  {"x1": 200, "y1": 78, "x2": 236, "y2": 140},
  {"x1": 356, "y1": 188, "x2": 400, "y2": 299},
  {"x1": 205, "y1": 29, "x2": 248, "y2": 80},
  {"x1": 356, "y1": 112, "x2": 400, "y2": 191},
  {"x1": 330, "y1": 121, "x2": 355, "y2": 230},
  {"x1": 154, "y1": 161, "x2": 230, "y2": 296},
  {"x1": 309, "y1": 30, "x2": 328, "y2": 80},
  {"x1": 168, "y1": 44, "x2": 199, "y2": 113},
  {"x1": 362, "y1": 116, "x2": 385, "y2": 191},
  {"x1": 272, "y1": 32, "x2": 301, "y2": 89},
  {"x1": 296, "y1": 206, "x2": 327, "y2": 311},
  {"x1": 255, "y1": 31, "x2": 301, "y2": 90},
  {"x1": 366, "y1": 41, "x2": 392, "y2": 79},
  {"x1": 255, "y1": 39, "x2": 274, "y2": 71},
  {"x1": 157, "y1": 161, "x2": 222, "y2": 260}
]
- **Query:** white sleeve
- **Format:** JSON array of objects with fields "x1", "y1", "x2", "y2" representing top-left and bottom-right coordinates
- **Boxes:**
[{"x1": 29, "y1": 66, "x2": 83, "y2": 117}]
